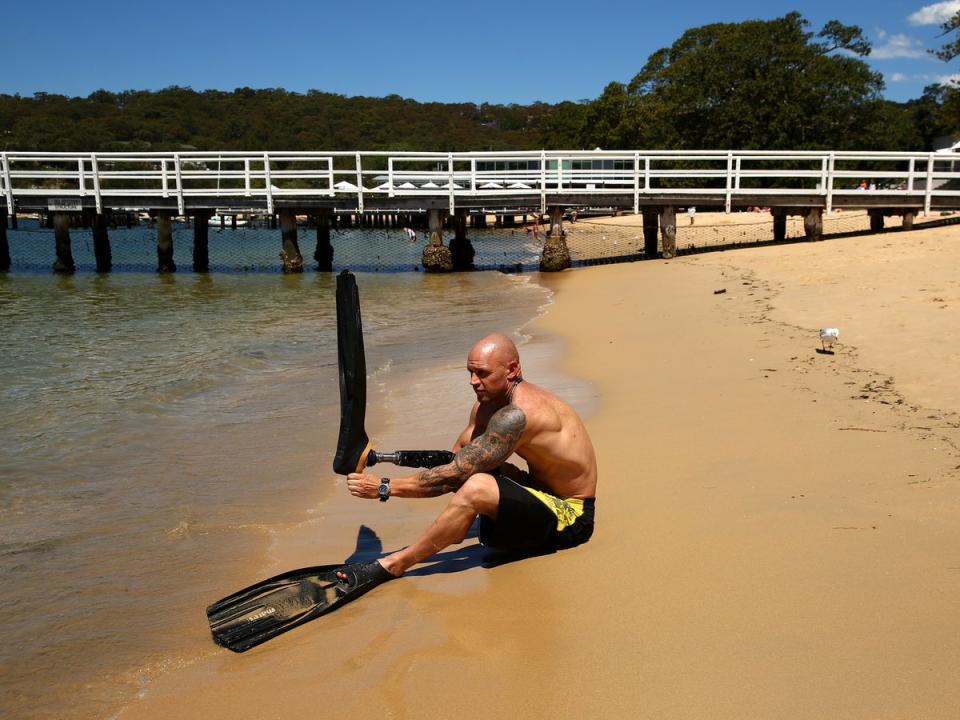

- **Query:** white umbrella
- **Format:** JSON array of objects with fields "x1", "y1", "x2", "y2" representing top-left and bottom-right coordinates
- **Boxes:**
[
  {"x1": 508, "y1": 182, "x2": 531, "y2": 189},
  {"x1": 480, "y1": 182, "x2": 503, "y2": 189},
  {"x1": 333, "y1": 180, "x2": 358, "y2": 191},
  {"x1": 421, "y1": 181, "x2": 440, "y2": 189},
  {"x1": 443, "y1": 182, "x2": 463, "y2": 189},
  {"x1": 397, "y1": 182, "x2": 417, "y2": 189}
]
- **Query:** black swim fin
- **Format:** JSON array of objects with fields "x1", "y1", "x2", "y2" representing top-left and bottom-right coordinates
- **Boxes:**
[{"x1": 206, "y1": 560, "x2": 395, "y2": 652}]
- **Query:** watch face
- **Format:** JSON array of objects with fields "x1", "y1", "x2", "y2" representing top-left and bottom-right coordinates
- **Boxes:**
[{"x1": 378, "y1": 481, "x2": 389, "y2": 498}]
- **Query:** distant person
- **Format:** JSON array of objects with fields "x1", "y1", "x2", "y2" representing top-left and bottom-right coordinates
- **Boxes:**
[
  {"x1": 570, "y1": 209, "x2": 578, "y2": 223},
  {"x1": 404, "y1": 227, "x2": 416, "y2": 243},
  {"x1": 857, "y1": 180, "x2": 868, "y2": 191},
  {"x1": 524, "y1": 216, "x2": 542, "y2": 244},
  {"x1": 687, "y1": 206, "x2": 696, "y2": 225}
]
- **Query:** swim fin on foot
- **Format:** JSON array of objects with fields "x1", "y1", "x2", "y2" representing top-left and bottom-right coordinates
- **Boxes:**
[{"x1": 206, "y1": 560, "x2": 395, "y2": 652}]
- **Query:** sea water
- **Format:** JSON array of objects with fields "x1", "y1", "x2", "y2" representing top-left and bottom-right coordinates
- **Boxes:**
[{"x1": 0, "y1": 269, "x2": 569, "y2": 719}]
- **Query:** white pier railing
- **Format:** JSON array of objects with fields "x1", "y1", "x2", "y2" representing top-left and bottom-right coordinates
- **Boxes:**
[{"x1": 2, "y1": 149, "x2": 959, "y2": 216}]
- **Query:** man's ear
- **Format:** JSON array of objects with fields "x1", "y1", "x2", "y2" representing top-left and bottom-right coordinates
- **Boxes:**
[{"x1": 506, "y1": 360, "x2": 521, "y2": 381}]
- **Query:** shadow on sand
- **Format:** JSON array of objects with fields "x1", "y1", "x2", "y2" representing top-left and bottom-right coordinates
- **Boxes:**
[{"x1": 342, "y1": 521, "x2": 554, "y2": 577}]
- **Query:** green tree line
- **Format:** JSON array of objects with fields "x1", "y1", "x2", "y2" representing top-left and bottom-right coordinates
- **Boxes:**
[{"x1": 1, "y1": 12, "x2": 956, "y2": 153}]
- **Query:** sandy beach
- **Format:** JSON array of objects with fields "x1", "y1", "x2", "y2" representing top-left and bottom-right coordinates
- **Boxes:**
[
  {"x1": 120, "y1": 221, "x2": 960, "y2": 719},
  {"x1": 558, "y1": 208, "x2": 953, "y2": 262}
]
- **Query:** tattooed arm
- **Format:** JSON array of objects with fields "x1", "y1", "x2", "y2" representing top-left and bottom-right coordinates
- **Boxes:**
[{"x1": 347, "y1": 404, "x2": 527, "y2": 500}]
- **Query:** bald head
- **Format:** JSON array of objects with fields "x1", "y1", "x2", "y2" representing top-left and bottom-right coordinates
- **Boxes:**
[
  {"x1": 469, "y1": 333, "x2": 519, "y2": 366},
  {"x1": 467, "y1": 333, "x2": 522, "y2": 402}
]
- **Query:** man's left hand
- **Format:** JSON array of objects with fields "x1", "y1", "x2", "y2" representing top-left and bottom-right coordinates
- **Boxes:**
[{"x1": 346, "y1": 472, "x2": 381, "y2": 499}]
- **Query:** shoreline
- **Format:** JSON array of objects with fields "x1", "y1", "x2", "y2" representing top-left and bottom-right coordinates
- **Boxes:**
[
  {"x1": 0, "y1": 270, "x2": 561, "y2": 720},
  {"x1": 120, "y1": 224, "x2": 960, "y2": 719},
  {"x1": 109, "y1": 270, "x2": 581, "y2": 719}
]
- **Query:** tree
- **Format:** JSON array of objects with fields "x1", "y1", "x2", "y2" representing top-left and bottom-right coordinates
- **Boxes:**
[
  {"x1": 933, "y1": 10, "x2": 960, "y2": 61},
  {"x1": 926, "y1": 10, "x2": 960, "y2": 144},
  {"x1": 578, "y1": 82, "x2": 635, "y2": 148},
  {"x1": 582, "y1": 12, "x2": 888, "y2": 150},
  {"x1": 904, "y1": 84, "x2": 954, "y2": 149}
]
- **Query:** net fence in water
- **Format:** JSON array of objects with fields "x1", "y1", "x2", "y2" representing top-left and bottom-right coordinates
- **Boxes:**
[
  {"x1": 4, "y1": 218, "x2": 545, "y2": 273},
  {"x1": 3, "y1": 210, "x2": 953, "y2": 274}
]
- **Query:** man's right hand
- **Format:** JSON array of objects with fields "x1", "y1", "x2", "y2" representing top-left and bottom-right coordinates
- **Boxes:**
[{"x1": 346, "y1": 472, "x2": 381, "y2": 500}]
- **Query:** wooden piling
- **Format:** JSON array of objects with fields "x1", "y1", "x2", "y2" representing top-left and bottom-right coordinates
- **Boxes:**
[
  {"x1": 428, "y1": 209, "x2": 443, "y2": 244},
  {"x1": 546, "y1": 206, "x2": 562, "y2": 238},
  {"x1": 772, "y1": 208, "x2": 787, "y2": 242},
  {"x1": 156, "y1": 212, "x2": 176, "y2": 273},
  {"x1": 52, "y1": 212, "x2": 75, "y2": 273},
  {"x1": 902, "y1": 211, "x2": 915, "y2": 231},
  {"x1": 659, "y1": 206, "x2": 676, "y2": 259},
  {"x1": 91, "y1": 212, "x2": 112, "y2": 272},
  {"x1": 193, "y1": 210, "x2": 212, "y2": 272},
  {"x1": 869, "y1": 209, "x2": 884, "y2": 233},
  {"x1": 449, "y1": 207, "x2": 475, "y2": 271},
  {"x1": 278, "y1": 209, "x2": 304, "y2": 273},
  {"x1": 9, "y1": 212, "x2": 17, "y2": 230},
  {"x1": 0, "y1": 208, "x2": 9, "y2": 271},
  {"x1": 422, "y1": 209, "x2": 453, "y2": 272},
  {"x1": 540, "y1": 205, "x2": 571, "y2": 271},
  {"x1": 313, "y1": 209, "x2": 333, "y2": 272},
  {"x1": 642, "y1": 207, "x2": 659, "y2": 256},
  {"x1": 804, "y1": 208, "x2": 823, "y2": 242}
]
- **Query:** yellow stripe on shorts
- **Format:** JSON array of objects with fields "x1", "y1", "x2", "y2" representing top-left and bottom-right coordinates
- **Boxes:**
[{"x1": 521, "y1": 487, "x2": 585, "y2": 531}]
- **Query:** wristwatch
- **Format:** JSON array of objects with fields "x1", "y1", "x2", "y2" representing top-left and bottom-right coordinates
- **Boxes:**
[{"x1": 377, "y1": 477, "x2": 391, "y2": 502}]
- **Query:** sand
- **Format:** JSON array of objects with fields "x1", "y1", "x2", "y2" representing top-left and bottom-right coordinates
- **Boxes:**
[
  {"x1": 563, "y1": 209, "x2": 953, "y2": 260},
  {"x1": 120, "y1": 222, "x2": 960, "y2": 719}
]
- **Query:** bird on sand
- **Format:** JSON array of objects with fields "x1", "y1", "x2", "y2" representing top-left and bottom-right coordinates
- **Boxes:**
[{"x1": 819, "y1": 328, "x2": 839, "y2": 353}]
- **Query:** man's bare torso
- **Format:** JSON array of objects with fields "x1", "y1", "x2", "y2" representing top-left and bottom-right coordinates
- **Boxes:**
[{"x1": 465, "y1": 381, "x2": 597, "y2": 499}]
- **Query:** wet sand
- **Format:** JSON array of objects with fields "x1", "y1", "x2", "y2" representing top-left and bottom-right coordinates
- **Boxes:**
[{"x1": 120, "y1": 223, "x2": 960, "y2": 719}]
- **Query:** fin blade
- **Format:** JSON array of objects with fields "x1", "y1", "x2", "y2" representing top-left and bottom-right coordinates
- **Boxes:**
[
  {"x1": 206, "y1": 565, "x2": 343, "y2": 652},
  {"x1": 205, "y1": 562, "x2": 394, "y2": 652}
]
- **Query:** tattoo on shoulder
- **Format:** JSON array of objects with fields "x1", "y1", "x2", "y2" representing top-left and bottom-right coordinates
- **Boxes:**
[
  {"x1": 416, "y1": 406, "x2": 526, "y2": 493},
  {"x1": 455, "y1": 405, "x2": 526, "y2": 474},
  {"x1": 488, "y1": 405, "x2": 527, "y2": 438}
]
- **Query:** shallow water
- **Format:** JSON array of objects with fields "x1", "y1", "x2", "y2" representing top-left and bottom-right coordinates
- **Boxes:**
[{"x1": 0, "y1": 269, "x2": 560, "y2": 719}]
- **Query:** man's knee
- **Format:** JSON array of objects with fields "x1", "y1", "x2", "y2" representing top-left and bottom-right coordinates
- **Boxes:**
[{"x1": 453, "y1": 473, "x2": 499, "y2": 515}]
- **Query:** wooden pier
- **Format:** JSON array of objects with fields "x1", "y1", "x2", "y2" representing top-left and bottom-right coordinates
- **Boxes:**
[{"x1": 2, "y1": 149, "x2": 958, "y2": 273}]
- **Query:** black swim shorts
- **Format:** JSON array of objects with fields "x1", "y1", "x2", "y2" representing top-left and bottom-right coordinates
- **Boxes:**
[{"x1": 478, "y1": 474, "x2": 595, "y2": 552}]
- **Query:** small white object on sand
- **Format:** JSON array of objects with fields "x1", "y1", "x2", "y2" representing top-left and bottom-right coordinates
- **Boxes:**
[{"x1": 820, "y1": 328, "x2": 839, "y2": 352}]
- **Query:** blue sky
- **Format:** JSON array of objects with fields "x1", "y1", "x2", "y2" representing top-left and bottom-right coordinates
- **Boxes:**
[{"x1": 1, "y1": 0, "x2": 957, "y2": 104}]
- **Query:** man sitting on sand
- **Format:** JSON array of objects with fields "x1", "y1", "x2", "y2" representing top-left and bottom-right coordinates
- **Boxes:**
[{"x1": 342, "y1": 333, "x2": 597, "y2": 580}]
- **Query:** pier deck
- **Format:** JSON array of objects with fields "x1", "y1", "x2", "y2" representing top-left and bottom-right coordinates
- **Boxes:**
[{"x1": 4, "y1": 149, "x2": 959, "y2": 216}]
